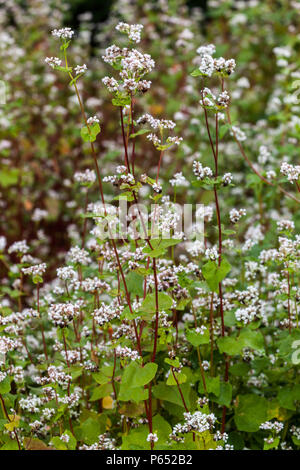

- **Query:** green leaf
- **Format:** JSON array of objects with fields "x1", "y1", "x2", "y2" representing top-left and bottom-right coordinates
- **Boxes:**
[
  {"x1": 202, "y1": 258, "x2": 231, "y2": 292},
  {"x1": 186, "y1": 327, "x2": 209, "y2": 346},
  {"x1": 32, "y1": 274, "x2": 43, "y2": 284},
  {"x1": 142, "y1": 238, "x2": 182, "y2": 258},
  {"x1": 277, "y1": 385, "x2": 300, "y2": 410},
  {"x1": 228, "y1": 431, "x2": 245, "y2": 450},
  {"x1": 122, "y1": 362, "x2": 158, "y2": 388},
  {"x1": 0, "y1": 376, "x2": 11, "y2": 394},
  {"x1": 112, "y1": 95, "x2": 131, "y2": 107},
  {"x1": 133, "y1": 363, "x2": 158, "y2": 387},
  {"x1": 129, "y1": 129, "x2": 150, "y2": 138},
  {"x1": 198, "y1": 374, "x2": 220, "y2": 396},
  {"x1": 219, "y1": 123, "x2": 231, "y2": 139},
  {"x1": 190, "y1": 69, "x2": 203, "y2": 77},
  {"x1": 63, "y1": 430, "x2": 77, "y2": 450},
  {"x1": 229, "y1": 362, "x2": 250, "y2": 377},
  {"x1": 81, "y1": 122, "x2": 101, "y2": 143},
  {"x1": 153, "y1": 382, "x2": 191, "y2": 408},
  {"x1": 121, "y1": 426, "x2": 149, "y2": 450},
  {"x1": 217, "y1": 257, "x2": 232, "y2": 282},
  {"x1": 78, "y1": 416, "x2": 107, "y2": 445},
  {"x1": 240, "y1": 329, "x2": 264, "y2": 352},
  {"x1": 217, "y1": 329, "x2": 264, "y2": 355},
  {"x1": 217, "y1": 335, "x2": 244, "y2": 355},
  {"x1": 118, "y1": 385, "x2": 148, "y2": 403},
  {"x1": 166, "y1": 371, "x2": 187, "y2": 386},
  {"x1": 234, "y1": 394, "x2": 269, "y2": 432},
  {"x1": 164, "y1": 357, "x2": 180, "y2": 368},
  {"x1": 141, "y1": 292, "x2": 173, "y2": 313},
  {"x1": 212, "y1": 382, "x2": 232, "y2": 407},
  {"x1": 4, "y1": 414, "x2": 20, "y2": 432},
  {"x1": 51, "y1": 436, "x2": 68, "y2": 450},
  {"x1": 93, "y1": 366, "x2": 113, "y2": 385},
  {"x1": 126, "y1": 272, "x2": 144, "y2": 297},
  {"x1": 90, "y1": 383, "x2": 113, "y2": 402},
  {"x1": 263, "y1": 437, "x2": 280, "y2": 450},
  {"x1": 60, "y1": 40, "x2": 71, "y2": 51},
  {"x1": 0, "y1": 439, "x2": 20, "y2": 450},
  {"x1": 0, "y1": 169, "x2": 19, "y2": 188}
]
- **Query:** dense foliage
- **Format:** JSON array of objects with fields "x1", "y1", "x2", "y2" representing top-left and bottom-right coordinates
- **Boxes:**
[{"x1": 0, "y1": 0, "x2": 300, "y2": 451}]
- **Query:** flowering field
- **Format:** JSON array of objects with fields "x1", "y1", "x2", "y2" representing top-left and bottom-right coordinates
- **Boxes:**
[{"x1": 0, "y1": 0, "x2": 300, "y2": 452}]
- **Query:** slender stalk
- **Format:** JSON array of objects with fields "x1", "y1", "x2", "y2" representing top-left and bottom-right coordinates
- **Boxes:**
[
  {"x1": 171, "y1": 367, "x2": 189, "y2": 412},
  {"x1": 37, "y1": 283, "x2": 48, "y2": 361},
  {"x1": 201, "y1": 90, "x2": 227, "y2": 432}
]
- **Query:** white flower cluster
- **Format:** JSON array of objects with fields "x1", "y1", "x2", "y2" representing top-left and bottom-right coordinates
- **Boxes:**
[
  {"x1": 56, "y1": 266, "x2": 77, "y2": 281},
  {"x1": 115, "y1": 22, "x2": 144, "y2": 43},
  {"x1": 235, "y1": 305, "x2": 259, "y2": 325},
  {"x1": 136, "y1": 114, "x2": 182, "y2": 149},
  {"x1": 8, "y1": 240, "x2": 29, "y2": 255},
  {"x1": 19, "y1": 394, "x2": 43, "y2": 413},
  {"x1": 166, "y1": 136, "x2": 183, "y2": 146},
  {"x1": 152, "y1": 182, "x2": 162, "y2": 193},
  {"x1": 67, "y1": 246, "x2": 91, "y2": 265},
  {"x1": 198, "y1": 54, "x2": 215, "y2": 77},
  {"x1": 214, "y1": 431, "x2": 229, "y2": 442},
  {"x1": 169, "y1": 172, "x2": 189, "y2": 187},
  {"x1": 74, "y1": 64, "x2": 87, "y2": 75},
  {"x1": 196, "y1": 44, "x2": 236, "y2": 77},
  {"x1": 229, "y1": 208, "x2": 246, "y2": 223},
  {"x1": 60, "y1": 433, "x2": 70, "y2": 443},
  {"x1": 45, "y1": 57, "x2": 62, "y2": 68},
  {"x1": 230, "y1": 125, "x2": 247, "y2": 142},
  {"x1": 74, "y1": 277, "x2": 109, "y2": 293},
  {"x1": 217, "y1": 90, "x2": 230, "y2": 108},
  {"x1": 277, "y1": 219, "x2": 295, "y2": 232},
  {"x1": 36, "y1": 366, "x2": 72, "y2": 387},
  {"x1": 193, "y1": 161, "x2": 213, "y2": 180},
  {"x1": 32, "y1": 208, "x2": 48, "y2": 222},
  {"x1": 92, "y1": 301, "x2": 124, "y2": 326},
  {"x1": 74, "y1": 169, "x2": 96, "y2": 184},
  {"x1": 205, "y1": 246, "x2": 219, "y2": 261},
  {"x1": 48, "y1": 302, "x2": 80, "y2": 327},
  {"x1": 197, "y1": 396, "x2": 209, "y2": 407},
  {"x1": 102, "y1": 76, "x2": 119, "y2": 92},
  {"x1": 102, "y1": 45, "x2": 154, "y2": 78},
  {"x1": 222, "y1": 173, "x2": 233, "y2": 185},
  {"x1": 258, "y1": 145, "x2": 272, "y2": 164},
  {"x1": 79, "y1": 434, "x2": 116, "y2": 450},
  {"x1": 51, "y1": 28, "x2": 75, "y2": 39},
  {"x1": 260, "y1": 421, "x2": 284, "y2": 434},
  {"x1": 115, "y1": 345, "x2": 140, "y2": 361},
  {"x1": 87, "y1": 115, "x2": 100, "y2": 125},
  {"x1": 103, "y1": 171, "x2": 135, "y2": 186},
  {"x1": 170, "y1": 411, "x2": 216, "y2": 438},
  {"x1": 0, "y1": 371, "x2": 7, "y2": 382},
  {"x1": 137, "y1": 113, "x2": 176, "y2": 130},
  {"x1": 280, "y1": 162, "x2": 300, "y2": 183},
  {"x1": 196, "y1": 44, "x2": 216, "y2": 56},
  {"x1": 0, "y1": 336, "x2": 22, "y2": 354},
  {"x1": 290, "y1": 426, "x2": 300, "y2": 440},
  {"x1": 146, "y1": 433, "x2": 158, "y2": 443},
  {"x1": 195, "y1": 325, "x2": 207, "y2": 335},
  {"x1": 22, "y1": 263, "x2": 47, "y2": 277}
]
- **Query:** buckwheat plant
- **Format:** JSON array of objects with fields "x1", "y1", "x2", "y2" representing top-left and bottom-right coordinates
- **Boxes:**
[{"x1": 0, "y1": 13, "x2": 300, "y2": 452}]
